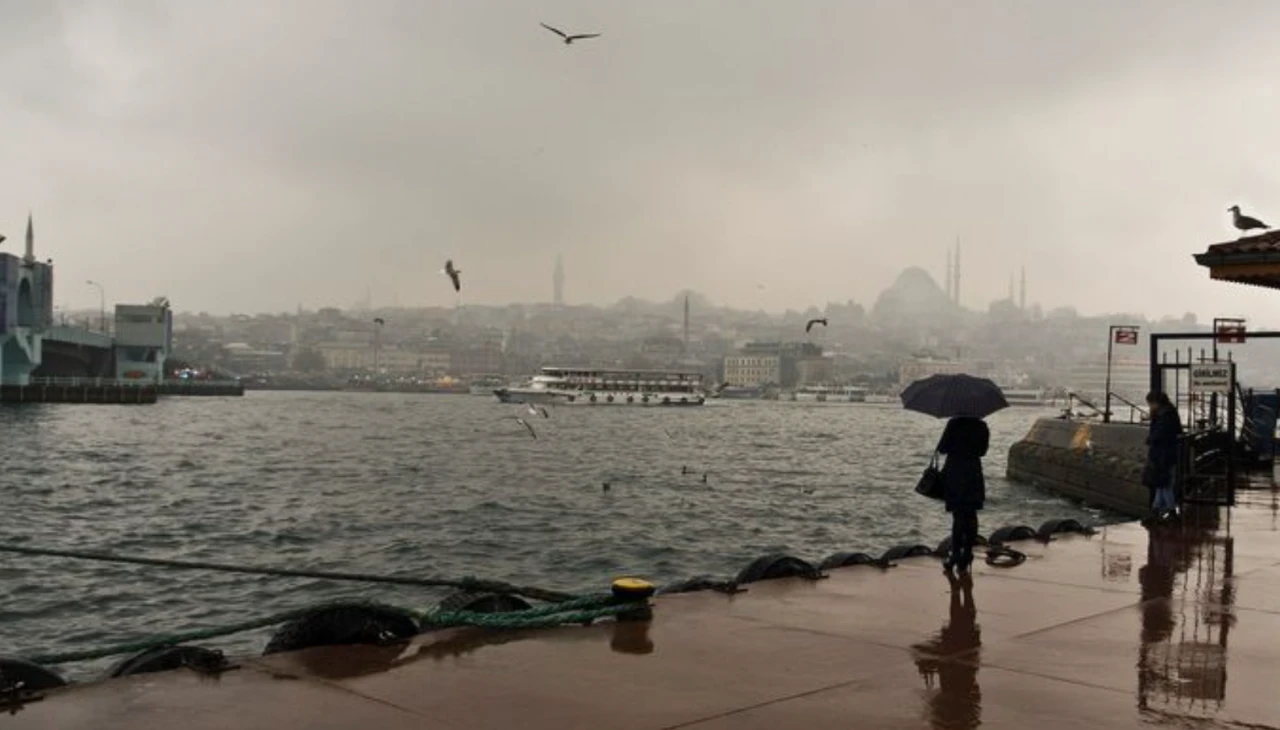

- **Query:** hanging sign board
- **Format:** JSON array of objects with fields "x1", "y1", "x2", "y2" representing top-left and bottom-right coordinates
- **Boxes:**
[{"x1": 1189, "y1": 363, "x2": 1234, "y2": 394}]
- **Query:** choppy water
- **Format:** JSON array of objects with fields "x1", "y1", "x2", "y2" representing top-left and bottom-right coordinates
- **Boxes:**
[{"x1": 0, "y1": 392, "x2": 1116, "y2": 679}]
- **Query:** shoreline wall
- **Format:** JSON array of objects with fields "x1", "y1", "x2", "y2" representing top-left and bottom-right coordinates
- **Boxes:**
[{"x1": 1006, "y1": 417, "x2": 1150, "y2": 516}]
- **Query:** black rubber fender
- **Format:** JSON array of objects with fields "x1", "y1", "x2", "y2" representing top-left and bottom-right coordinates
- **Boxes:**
[
  {"x1": 734, "y1": 553, "x2": 821, "y2": 585},
  {"x1": 985, "y1": 545, "x2": 1028, "y2": 568},
  {"x1": 935, "y1": 534, "x2": 990, "y2": 556},
  {"x1": 879, "y1": 544, "x2": 935, "y2": 562},
  {"x1": 433, "y1": 591, "x2": 533, "y2": 614},
  {"x1": 263, "y1": 604, "x2": 419, "y2": 655},
  {"x1": 818, "y1": 551, "x2": 880, "y2": 570},
  {"x1": 1036, "y1": 518, "x2": 1096, "y2": 542},
  {"x1": 0, "y1": 657, "x2": 67, "y2": 692},
  {"x1": 104, "y1": 645, "x2": 231, "y2": 679},
  {"x1": 987, "y1": 525, "x2": 1038, "y2": 545},
  {"x1": 660, "y1": 573, "x2": 742, "y2": 591}
]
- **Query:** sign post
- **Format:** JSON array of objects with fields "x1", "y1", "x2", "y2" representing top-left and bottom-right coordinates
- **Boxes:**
[{"x1": 1106, "y1": 325, "x2": 1140, "y2": 423}]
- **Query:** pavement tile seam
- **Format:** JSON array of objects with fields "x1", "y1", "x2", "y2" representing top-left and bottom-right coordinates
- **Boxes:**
[
  {"x1": 660, "y1": 658, "x2": 1142, "y2": 730},
  {"x1": 241, "y1": 658, "x2": 434, "y2": 723}
]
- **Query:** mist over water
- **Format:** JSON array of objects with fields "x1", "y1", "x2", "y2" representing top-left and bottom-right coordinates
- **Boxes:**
[{"x1": 0, "y1": 392, "x2": 1113, "y2": 679}]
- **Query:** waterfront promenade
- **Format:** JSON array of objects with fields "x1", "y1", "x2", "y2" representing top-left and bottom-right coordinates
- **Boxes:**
[{"x1": 8, "y1": 486, "x2": 1278, "y2": 729}]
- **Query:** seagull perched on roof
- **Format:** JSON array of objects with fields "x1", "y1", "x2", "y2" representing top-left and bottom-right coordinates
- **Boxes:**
[
  {"x1": 540, "y1": 23, "x2": 601, "y2": 44},
  {"x1": 805, "y1": 317, "x2": 828, "y2": 333},
  {"x1": 442, "y1": 260, "x2": 461, "y2": 292},
  {"x1": 1229, "y1": 205, "x2": 1269, "y2": 237}
]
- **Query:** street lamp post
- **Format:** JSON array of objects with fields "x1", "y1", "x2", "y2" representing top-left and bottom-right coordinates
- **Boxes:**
[
  {"x1": 1105, "y1": 324, "x2": 1140, "y2": 423},
  {"x1": 86, "y1": 280, "x2": 105, "y2": 333}
]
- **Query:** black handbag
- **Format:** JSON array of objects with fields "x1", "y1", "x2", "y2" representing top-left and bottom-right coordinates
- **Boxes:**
[{"x1": 915, "y1": 453, "x2": 946, "y2": 500}]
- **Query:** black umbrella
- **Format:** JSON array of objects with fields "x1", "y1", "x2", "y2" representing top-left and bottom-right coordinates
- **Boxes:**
[{"x1": 900, "y1": 373, "x2": 1008, "y2": 419}]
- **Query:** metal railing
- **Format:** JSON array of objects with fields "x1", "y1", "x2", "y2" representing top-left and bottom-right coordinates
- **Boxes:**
[
  {"x1": 1064, "y1": 391, "x2": 1147, "y2": 423},
  {"x1": 27, "y1": 377, "x2": 154, "y2": 388}
]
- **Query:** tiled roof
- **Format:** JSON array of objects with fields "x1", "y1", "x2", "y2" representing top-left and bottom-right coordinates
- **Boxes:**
[{"x1": 1202, "y1": 229, "x2": 1280, "y2": 256}]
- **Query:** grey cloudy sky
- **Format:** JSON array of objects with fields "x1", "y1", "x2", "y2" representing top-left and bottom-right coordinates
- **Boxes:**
[{"x1": 4, "y1": 0, "x2": 1280, "y2": 321}]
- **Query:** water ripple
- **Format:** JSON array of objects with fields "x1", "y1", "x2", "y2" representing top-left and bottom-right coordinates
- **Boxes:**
[{"x1": 0, "y1": 393, "x2": 1115, "y2": 678}]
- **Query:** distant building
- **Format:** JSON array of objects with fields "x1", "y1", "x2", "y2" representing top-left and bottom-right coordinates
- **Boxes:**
[
  {"x1": 723, "y1": 341, "x2": 823, "y2": 387},
  {"x1": 222, "y1": 342, "x2": 289, "y2": 372},
  {"x1": 795, "y1": 356, "x2": 834, "y2": 386},
  {"x1": 114, "y1": 303, "x2": 173, "y2": 382},
  {"x1": 723, "y1": 352, "x2": 781, "y2": 386},
  {"x1": 451, "y1": 342, "x2": 503, "y2": 375},
  {"x1": 898, "y1": 358, "x2": 967, "y2": 388}
]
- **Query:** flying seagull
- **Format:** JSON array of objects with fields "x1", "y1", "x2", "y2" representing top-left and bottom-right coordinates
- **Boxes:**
[
  {"x1": 526, "y1": 403, "x2": 550, "y2": 419},
  {"x1": 514, "y1": 417, "x2": 538, "y2": 439},
  {"x1": 442, "y1": 260, "x2": 461, "y2": 292},
  {"x1": 1229, "y1": 205, "x2": 1269, "y2": 237},
  {"x1": 805, "y1": 317, "x2": 828, "y2": 333},
  {"x1": 373, "y1": 317, "x2": 385, "y2": 326},
  {"x1": 0, "y1": 234, "x2": 5, "y2": 246},
  {"x1": 540, "y1": 23, "x2": 601, "y2": 44}
]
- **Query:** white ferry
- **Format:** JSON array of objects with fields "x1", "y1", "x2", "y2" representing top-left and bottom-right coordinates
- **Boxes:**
[
  {"x1": 495, "y1": 366, "x2": 707, "y2": 406},
  {"x1": 1001, "y1": 387, "x2": 1051, "y2": 407},
  {"x1": 789, "y1": 385, "x2": 868, "y2": 403}
]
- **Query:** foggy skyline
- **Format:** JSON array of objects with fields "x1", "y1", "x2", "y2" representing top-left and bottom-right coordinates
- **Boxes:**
[{"x1": 4, "y1": 1, "x2": 1280, "y2": 323}]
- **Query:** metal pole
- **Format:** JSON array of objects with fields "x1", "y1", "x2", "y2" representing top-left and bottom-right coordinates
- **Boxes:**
[
  {"x1": 1227, "y1": 363, "x2": 1237, "y2": 507},
  {"x1": 372, "y1": 318, "x2": 383, "y2": 375},
  {"x1": 1105, "y1": 326, "x2": 1116, "y2": 423},
  {"x1": 86, "y1": 280, "x2": 105, "y2": 333}
]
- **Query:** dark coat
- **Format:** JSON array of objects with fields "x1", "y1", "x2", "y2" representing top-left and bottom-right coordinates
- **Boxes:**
[
  {"x1": 939, "y1": 416, "x2": 988, "y2": 512},
  {"x1": 1145, "y1": 406, "x2": 1183, "y2": 485}
]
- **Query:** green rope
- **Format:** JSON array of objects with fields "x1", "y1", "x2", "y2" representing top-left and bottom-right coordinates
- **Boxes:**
[
  {"x1": 0, "y1": 543, "x2": 576, "y2": 603},
  {"x1": 422, "y1": 602, "x2": 638, "y2": 630}
]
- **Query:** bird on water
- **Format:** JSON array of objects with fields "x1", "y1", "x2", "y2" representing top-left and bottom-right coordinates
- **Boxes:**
[
  {"x1": 805, "y1": 317, "x2": 828, "y2": 333},
  {"x1": 1229, "y1": 205, "x2": 1269, "y2": 237},
  {"x1": 540, "y1": 23, "x2": 601, "y2": 44},
  {"x1": 513, "y1": 417, "x2": 538, "y2": 439},
  {"x1": 442, "y1": 260, "x2": 462, "y2": 292}
]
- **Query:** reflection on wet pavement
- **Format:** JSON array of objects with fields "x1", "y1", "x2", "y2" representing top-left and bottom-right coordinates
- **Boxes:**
[{"x1": 6, "y1": 486, "x2": 1280, "y2": 729}]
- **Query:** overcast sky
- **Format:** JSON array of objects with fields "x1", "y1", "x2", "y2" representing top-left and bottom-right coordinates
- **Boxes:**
[{"x1": 3, "y1": 0, "x2": 1280, "y2": 321}]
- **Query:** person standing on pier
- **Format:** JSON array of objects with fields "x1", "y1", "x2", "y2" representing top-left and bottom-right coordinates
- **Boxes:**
[
  {"x1": 939, "y1": 416, "x2": 989, "y2": 574},
  {"x1": 1144, "y1": 391, "x2": 1183, "y2": 521}
]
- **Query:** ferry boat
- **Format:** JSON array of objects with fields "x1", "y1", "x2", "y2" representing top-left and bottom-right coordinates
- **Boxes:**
[
  {"x1": 495, "y1": 366, "x2": 707, "y2": 406},
  {"x1": 1001, "y1": 387, "x2": 1051, "y2": 407},
  {"x1": 789, "y1": 385, "x2": 868, "y2": 403}
]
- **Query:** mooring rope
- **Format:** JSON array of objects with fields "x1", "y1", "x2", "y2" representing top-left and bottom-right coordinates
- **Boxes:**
[
  {"x1": 26, "y1": 596, "x2": 638, "y2": 666},
  {"x1": 0, "y1": 543, "x2": 576, "y2": 603}
]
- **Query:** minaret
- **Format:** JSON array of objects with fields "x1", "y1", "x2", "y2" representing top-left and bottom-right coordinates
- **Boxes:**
[
  {"x1": 953, "y1": 237, "x2": 961, "y2": 306},
  {"x1": 23, "y1": 212, "x2": 34, "y2": 264},
  {"x1": 683, "y1": 293, "x2": 690, "y2": 353},
  {"x1": 945, "y1": 249, "x2": 953, "y2": 301},
  {"x1": 1008, "y1": 272, "x2": 1015, "y2": 301},
  {"x1": 553, "y1": 254, "x2": 564, "y2": 306},
  {"x1": 1019, "y1": 266, "x2": 1026, "y2": 311}
]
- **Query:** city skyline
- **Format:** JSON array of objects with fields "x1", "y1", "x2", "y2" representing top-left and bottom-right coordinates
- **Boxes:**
[{"x1": 5, "y1": 2, "x2": 1280, "y2": 321}]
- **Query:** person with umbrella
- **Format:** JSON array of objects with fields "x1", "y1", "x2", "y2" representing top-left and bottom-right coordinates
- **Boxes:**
[
  {"x1": 901, "y1": 374, "x2": 1008, "y2": 575},
  {"x1": 1143, "y1": 390, "x2": 1183, "y2": 522}
]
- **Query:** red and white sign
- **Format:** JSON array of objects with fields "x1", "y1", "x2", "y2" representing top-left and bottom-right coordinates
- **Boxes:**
[
  {"x1": 1216, "y1": 325, "x2": 1246, "y2": 344},
  {"x1": 1113, "y1": 328, "x2": 1139, "y2": 345}
]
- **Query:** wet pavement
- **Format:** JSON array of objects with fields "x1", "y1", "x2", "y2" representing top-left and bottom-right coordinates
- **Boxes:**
[{"x1": 6, "y1": 487, "x2": 1279, "y2": 729}]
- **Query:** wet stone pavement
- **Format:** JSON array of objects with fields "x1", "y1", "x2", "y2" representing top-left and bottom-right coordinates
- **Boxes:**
[{"x1": 6, "y1": 487, "x2": 1280, "y2": 730}]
